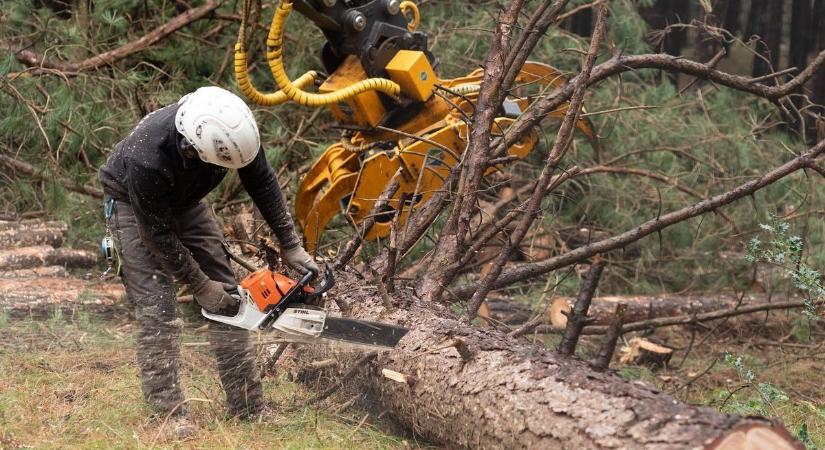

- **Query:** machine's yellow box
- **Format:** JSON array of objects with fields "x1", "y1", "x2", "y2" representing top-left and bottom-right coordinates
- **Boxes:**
[{"x1": 385, "y1": 50, "x2": 436, "y2": 102}]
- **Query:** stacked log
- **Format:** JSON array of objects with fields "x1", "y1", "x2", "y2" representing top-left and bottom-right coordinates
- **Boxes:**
[
  {"x1": 0, "y1": 220, "x2": 68, "y2": 247},
  {"x1": 0, "y1": 246, "x2": 98, "y2": 271},
  {"x1": 0, "y1": 266, "x2": 70, "y2": 278},
  {"x1": 0, "y1": 278, "x2": 125, "y2": 310},
  {"x1": 0, "y1": 219, "x2": 125, "y2": 311}
]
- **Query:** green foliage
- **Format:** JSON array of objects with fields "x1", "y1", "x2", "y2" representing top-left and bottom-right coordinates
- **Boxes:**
[
  {"x1": 747, "y1": 215, "x2": 824, "y2": 320},
  {"x1": 718, "y1": 353, "x2": 823, "y2": 448},
  {"x1": 608, "y1": 0, "x2": 653, "y2": 55},
  {"x1": 1, "y1": 0, "x2": 823, "y2": 297}
]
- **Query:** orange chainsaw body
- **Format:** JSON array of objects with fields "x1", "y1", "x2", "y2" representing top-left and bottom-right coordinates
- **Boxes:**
[{"x1": 240, "y1": 268, "x2": 313, "y2": 312}]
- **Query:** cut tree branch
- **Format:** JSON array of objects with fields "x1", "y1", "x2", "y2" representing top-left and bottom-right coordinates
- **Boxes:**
[
  {"x1": 590, "y1": 302, "x2": 626, "y2": 371},
  {"x1": 12, "y1": 0, "x2": 219, "y2": 75},
  {"x1": 454, "y1": 139, "x2": 825, "y2": 298},
  {"x1": 461, "y1": 3, "x2": 608, "y2": 321},
  {"x1": 0, "y1": 154, "x2": 103, "y2": 199},
  {"x1": 557, "y1": 258, "x2": 606, "y2": 354},
  {"x1": 494, "y1": 49, "x2": 825, "y2": 158}
]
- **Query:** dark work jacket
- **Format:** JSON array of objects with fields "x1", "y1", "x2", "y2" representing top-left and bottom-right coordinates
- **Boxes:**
[{"x1": 99, "y1": 103, "x2": 299, "y2": 286}]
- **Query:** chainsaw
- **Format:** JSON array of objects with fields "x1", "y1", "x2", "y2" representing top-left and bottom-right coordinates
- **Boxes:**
[{"x1": 202, "y1": 265, "x2": 408, "y2": 349}]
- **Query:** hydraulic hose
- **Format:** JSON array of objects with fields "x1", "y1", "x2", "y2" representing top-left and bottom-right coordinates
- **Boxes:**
[
  {"x1": 233, "y1": 0, "x2": 317, "y2": 106},
  {"x1": 266, "y1": 0, "x2": 401, "y2": 107},
  {"x1": 399, "y1": 1, "x2": 420, "y2": 32},
  {"x1": 449, "y1": 83, "x2": 481, "y2": 96},
  {"x1": 235, "y1": 44, "x2": 317, "y2": 106},
  {"x1": 340, "y1": 134, "x2": 383, "y2": 153}
]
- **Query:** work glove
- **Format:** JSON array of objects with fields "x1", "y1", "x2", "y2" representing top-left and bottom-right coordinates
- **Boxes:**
[
  {"x1": 192, "y1": 278, "x2": 238, "y2": 313},
  {"x1": 282, "y1": 245, "x2": 320, "y2": 275}
]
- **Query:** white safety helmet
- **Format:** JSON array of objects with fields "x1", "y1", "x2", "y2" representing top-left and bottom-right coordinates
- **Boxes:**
[{"x1": 175, "y1": 86, "x2": 260, "y2": 169}]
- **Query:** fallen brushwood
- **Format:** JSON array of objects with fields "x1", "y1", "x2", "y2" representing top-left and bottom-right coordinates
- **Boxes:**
[
  {"x1": 0, "y1": 246, "x2": 98, "y2": 271},
  {"x1": 0, "y1": 220, "x2": 68, "y2": 248},
  {"x1": 292, "y1": 270, "x2": 801, "y2": 450},
  {"x1": 548, "y1": 293, "x2": 749, "y2": 328},
  {"x1": 538, "y1": 297, "x2": 820, "y2": 336}
]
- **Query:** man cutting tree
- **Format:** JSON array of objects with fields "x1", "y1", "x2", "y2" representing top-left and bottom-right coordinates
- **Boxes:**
[{"x1": 99, "y1": 86, "x2": 319, "y2": 436}]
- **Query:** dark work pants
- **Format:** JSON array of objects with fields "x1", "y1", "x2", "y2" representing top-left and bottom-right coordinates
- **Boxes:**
[{"x1": 108, "y1": 200, "x2": 263, "y2": 417}]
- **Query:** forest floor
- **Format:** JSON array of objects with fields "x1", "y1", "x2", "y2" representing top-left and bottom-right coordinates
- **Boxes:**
[
  {"x1": 561, "y1": 314, "x2": 825, "y2": 449},
  {"x1": 0, "y1": 309, "x2": 425, "y2": 449},
  {"x1": 1, "y1": 304, "x2": 822, "y2": 449}
]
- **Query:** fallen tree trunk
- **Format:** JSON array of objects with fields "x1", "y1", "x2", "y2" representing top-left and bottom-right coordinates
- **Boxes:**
[
  {"x1": 0, "y1": 266, "x2": 70, "y2": 278},
  {"x1": 0, "y1": 277, "x2": 125, "y2": 310},
  {"x1": 0, "y1": 220, "x2": 68, "y2": 248},
  {"x1": 549, "y1": 293, "x2": 744, "y2": 328},
  {"x1": 297, "y1": 270, "x2": 800, "y2": 449},
  {"x1": 0, "y1": 246, "x2": 98, "y2": 270},
  {"x1": 477, "y1": 295, "x2": 532, "y2": 325}
]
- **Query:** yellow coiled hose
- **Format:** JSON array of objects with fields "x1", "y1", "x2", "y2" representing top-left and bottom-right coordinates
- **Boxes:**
[
  {"x1": 233, "y1": 0, "x2": 317, "y2": 106},
  {"x1": 340, "y1": 135, "x2": 382, "y2": 153},
  {"x1": 266, "y1": 0, "x2": 401, "y2": 107},
  {"x1": 449, "y1": 83, "x2": 481, "y2": 95},
  {"x1": 235, "y1": 45, "x2": 317, "y2": 106}
]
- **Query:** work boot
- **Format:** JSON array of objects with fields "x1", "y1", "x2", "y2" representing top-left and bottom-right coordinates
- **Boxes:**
[
  {"x1": 233, "y1": 404, "x2": 273, "y2": 423},
  {"x1": 167, "y1": 415, "x2": 198, "y2": 440}
]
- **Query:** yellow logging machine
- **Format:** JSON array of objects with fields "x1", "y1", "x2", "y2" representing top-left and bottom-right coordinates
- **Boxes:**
[{"x1": 235, "y1": 0, "x2": 597, "y2": 251}]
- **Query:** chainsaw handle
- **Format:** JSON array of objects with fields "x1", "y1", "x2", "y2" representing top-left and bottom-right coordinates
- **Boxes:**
[{"x1": 302, "y1": 265, "x2": 335, "y2": 300}]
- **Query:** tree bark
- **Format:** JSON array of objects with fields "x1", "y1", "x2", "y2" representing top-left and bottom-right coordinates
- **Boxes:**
[
  {"x1": 0, "y1": 277, "x2": 124, "y2": 310},
  {"x1": 751, "y1": 0, "x2": 784, "y2": 78},
  {"x1": 811, "y1": 0, "x2": 825, "y2": 129},
  {"x1": 548, "y1": 292, "x2": 745, "y2": 328},
  {"x1": 721, "y1": 0, "x2": 741, "y2": 42},
  {"x1": 0, "y1": 220, "x2": 68, "y2": 248},
  {"x1": 0, "y1": 246, "x2": 98, "y2": 271},
  {"x1": 789, "y1": 0, "x2": 812, "y2": 74},
  {"x1": 0, "y1": 266, "x2": 70, "y2": 279},
  {"x1": 639, "y1": 0, "x2": 691, "y2": 56},
  {"x1": 298, "y1": 271, "x2": 801, "y2": 449}
]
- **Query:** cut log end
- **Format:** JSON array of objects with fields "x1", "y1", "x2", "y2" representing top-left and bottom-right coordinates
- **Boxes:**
[
  {"x1": 549, "y1": 297, "x2": 573, "y2": 327},
  {"x1": 619, "y1": 337, "x2": 673, "y2": 368},
  {"x1": 708, "y1": 423, "x2": 802, "y2": 450}
]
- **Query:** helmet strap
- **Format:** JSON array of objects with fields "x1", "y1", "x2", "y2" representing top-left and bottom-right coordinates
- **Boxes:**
[{"x1": 178, "y1": 135, "x2": 200, "y2": 160}]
